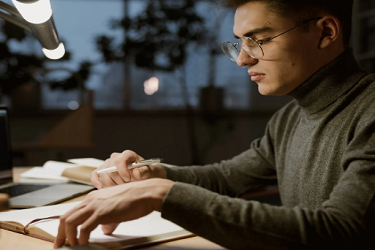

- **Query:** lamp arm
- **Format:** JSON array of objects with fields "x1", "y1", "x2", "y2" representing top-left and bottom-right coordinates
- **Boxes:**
[
  {"x1": 0, "y1": 11, "x2": 30, "y2": 31},
  {"x1": 0, "y1": 1, "x2": 21, "y2": 17},
  {"x1": 0, "y1": 1, "x2": 31, "y2": 31},
  {"x1": 0, "y1": 0, "x2": 65, "y2": 59}
]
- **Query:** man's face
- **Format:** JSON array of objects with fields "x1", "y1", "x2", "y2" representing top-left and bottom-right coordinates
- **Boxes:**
[{"x1": 234, "y1": 2, "x2": 323, "y2": 96}]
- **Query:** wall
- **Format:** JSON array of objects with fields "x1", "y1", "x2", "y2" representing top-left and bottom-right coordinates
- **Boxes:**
[
  {"x1": 9, "y1": 111, "x2": 271, "y2": 166},
  {"x1": 9, "y1": 88, "x2": 292, "y2": 167}
]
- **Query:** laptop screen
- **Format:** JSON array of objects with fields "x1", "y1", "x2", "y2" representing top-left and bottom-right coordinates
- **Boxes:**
[{"x1": 0, "y1": 107, "x2": 13, "y2": 183}]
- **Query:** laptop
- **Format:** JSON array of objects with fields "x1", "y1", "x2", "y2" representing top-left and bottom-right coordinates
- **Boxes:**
[{"x1": 0, "y1": 106, "x2": 94, "y2": 208}]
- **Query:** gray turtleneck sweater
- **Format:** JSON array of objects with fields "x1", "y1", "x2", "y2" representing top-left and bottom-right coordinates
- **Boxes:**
[{"x1": 160, "y1": 49, "x2": 375, "y2": 250}]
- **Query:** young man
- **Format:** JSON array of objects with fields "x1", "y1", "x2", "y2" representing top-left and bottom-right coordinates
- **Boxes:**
[{"x1": 55, "y1": 0, "x2": 375, "y2": 249}]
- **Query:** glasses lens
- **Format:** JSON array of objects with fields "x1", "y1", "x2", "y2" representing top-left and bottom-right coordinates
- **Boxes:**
[
  {"x1": 221, "y1": 42, "x2": 239, "y2": 62},
  {"x1": 239, "y1": 38, "x2": 264, "y2": 59}
]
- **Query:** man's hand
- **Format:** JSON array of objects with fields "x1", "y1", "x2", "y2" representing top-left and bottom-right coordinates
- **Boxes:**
[
  {"x1": 53, "y1": 178, "x2": 174, "y2": 248},
  {"x1": 91, "y1": 150, "x2": 166, "y2": 189}
]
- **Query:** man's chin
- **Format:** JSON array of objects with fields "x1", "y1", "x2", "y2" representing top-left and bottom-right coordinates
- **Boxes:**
[
  {"x1": 257, "y1": 86, "x2": 286, "y2": 96},
  {"x1": 257, "y1": 86, "x2": 275, "y2": 96}
]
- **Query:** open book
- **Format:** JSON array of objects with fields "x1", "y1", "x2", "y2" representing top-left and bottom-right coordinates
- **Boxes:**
[
  {"x1": 20, "y1": 158, "x2": 105, "y2": 185},
  {"x1": 0, "y1": 201, "x2": 193, "y2": 248}
]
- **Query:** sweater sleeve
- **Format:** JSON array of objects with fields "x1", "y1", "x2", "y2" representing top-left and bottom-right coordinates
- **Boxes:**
[
  {"x1": 163, "y1": 122, "x2": 278, "y2": 197},
  {"x1": 162, "y1": 169, "x2": 375, "y2": 249},
  {"x1": 160, "y1": 117, "x2": 375, "y2": 249}
]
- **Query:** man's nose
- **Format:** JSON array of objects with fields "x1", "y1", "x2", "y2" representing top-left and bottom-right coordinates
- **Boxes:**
[{"x1": 236, "y1": 49, "x2": 258, "y2": 67}]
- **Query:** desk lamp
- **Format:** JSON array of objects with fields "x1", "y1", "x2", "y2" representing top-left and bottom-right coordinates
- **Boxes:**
[{"x1": 0, "y1": 0, "x2": 65, "y2": 60}]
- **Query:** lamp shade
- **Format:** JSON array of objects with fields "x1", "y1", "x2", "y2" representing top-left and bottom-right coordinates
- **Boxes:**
[
  {"x1": 11, "y1": 0, "x2": 52, "y2": 24},
  {"x1": 11, "y1": 0, "x2": 65, "y2": 59},
  {"x1": 42, "y1": 42, "x2": 65, "y2": 60}
]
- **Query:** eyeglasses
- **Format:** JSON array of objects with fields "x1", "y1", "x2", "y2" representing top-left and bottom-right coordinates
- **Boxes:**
[{"x1": 221, "y1": 17, "x2": 322, "y2": 62}]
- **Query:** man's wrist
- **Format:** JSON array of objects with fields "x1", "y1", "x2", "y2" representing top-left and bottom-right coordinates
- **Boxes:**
[
  {"x1": 152, "y1": 164, "x2": 167, "y2": 179},
  {"x1": 146, "y1": 178, "x2": 174, "y2": 212}
]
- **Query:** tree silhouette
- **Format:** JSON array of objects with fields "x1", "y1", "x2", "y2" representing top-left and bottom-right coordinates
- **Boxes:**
[
  {"x1": 95, "y1": 0, "x2": 206, "y2": 72},
  {"x1": 0, "y1": 18, "x2": 90, "y2": 103},
  {"x1": 49, "y1": 61, "x2": 92, "y2": 91},
  {"x1": 95, "y1": 0, "x2": 208, "y2": 164}
]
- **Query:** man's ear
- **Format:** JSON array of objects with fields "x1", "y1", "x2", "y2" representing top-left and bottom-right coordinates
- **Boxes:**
[{"x1": 317, "y1": 16, "x2": 341, "y2": 49}]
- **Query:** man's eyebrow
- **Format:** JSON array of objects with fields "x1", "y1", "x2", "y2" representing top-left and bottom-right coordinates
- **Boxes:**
[{"x1": 233, "y1": 26, "x2": 273, "y2": 39}]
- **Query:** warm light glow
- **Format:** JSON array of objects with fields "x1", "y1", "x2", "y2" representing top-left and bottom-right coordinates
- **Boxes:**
[
  {"x1": 42, "y1": 43, "x2": 65, "y2": 60},
  {"x1": 12, "y1": 0, "x2": 52, "y2": 24},
  {"x1": 67, "y1": 101, "x2": 79, "y2": 110},
  {"x1": 144, "y1": 77, "x2": 159, "y2": 95}
]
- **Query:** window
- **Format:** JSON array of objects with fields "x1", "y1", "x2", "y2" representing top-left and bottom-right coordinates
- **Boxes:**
[
  {"x1": 353, "y1": 0, "x2": 375, "y2": 72},
  {"x1": 1, "y1": 0, "x2": 252, "y2": 111}
]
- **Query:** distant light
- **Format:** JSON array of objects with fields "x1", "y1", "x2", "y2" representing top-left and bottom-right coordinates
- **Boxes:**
[
  {"x1": 12, "y1": 0, "x2": 53, "y2": 24},
  {"x1": 144, "y1": 77, "x2": 159, "y2": 95},
  {"x1": 42, "y1": 43, "x2": 65, "y2": 60},
  {"x1": 67, "y1": 101, "x2": 79, "y2": 110}
]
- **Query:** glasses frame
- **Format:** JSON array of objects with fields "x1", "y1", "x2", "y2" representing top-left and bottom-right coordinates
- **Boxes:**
[{"x1": 222, "y1": 17, "x2": 322, "y2": 61}]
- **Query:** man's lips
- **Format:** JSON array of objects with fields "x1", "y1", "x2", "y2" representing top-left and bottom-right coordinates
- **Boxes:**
[{"x1": 248, "y1": 71, "x2": 265, "y2": 81}]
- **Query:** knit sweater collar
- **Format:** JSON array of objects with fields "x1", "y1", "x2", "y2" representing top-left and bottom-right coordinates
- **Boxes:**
[{"x1": 288, "y1": 49, "x2": 367, "y2": 115}]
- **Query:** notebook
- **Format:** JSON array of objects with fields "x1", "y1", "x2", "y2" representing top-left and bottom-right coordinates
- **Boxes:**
[
  {"x1": 0, "y1": 201, "x2": 193, "y2": 248},
  {"x1": 20, "y1": 158, "x2": 105, "y2": 185},
  {"x1": 0, "y1": 106, "x2": 94, "y2": 208}
]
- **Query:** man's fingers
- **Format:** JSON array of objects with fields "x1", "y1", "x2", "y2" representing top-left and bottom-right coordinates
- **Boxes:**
[
  {"x1": 54, "y1": 217, "x2": 67, "y2": 248},
  {"x1": 92, "y1": 158, "x2": 114, "y2": 189},
  {"x1": 96, "y1": 172, "x2": 125, "y2": 188},
  {"x1": 115, "y1": 150, "x2": 142, "y2": 182},
  {"x1": 99, "y1": 173, "x2": 119, "y2": 187},
  {"x1": 110, "y1": 152, "x2": 120, "y2": 158},
  {"x1": 54, "y1": 202, "x2": 88, "y2": 248},
  {"x1": 94, "y1": 151, "x2": 145, "y2": 186},
  {"x1": 78, "y1": 212, "x2": 102, "y2": 245},
  {"x1": 101, "y1": 223, "x2": 120, "y2": 235},
  {"x1": 65, "y1": 204, "x2": 96, "y2": 246},
  {"x1": 109, "y1": 172, "x2": 126, "y2": 185},
  {"x1": 90, "y1": 171, "x2": 102, "y2": 189},
  {"x1": 132, "y1": 165, "x2": 151, "y2": 180}
]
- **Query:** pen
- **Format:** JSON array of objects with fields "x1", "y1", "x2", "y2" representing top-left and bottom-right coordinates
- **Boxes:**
[{"x1": 96, "y1": 158, "x2": 162, "y2": 174}]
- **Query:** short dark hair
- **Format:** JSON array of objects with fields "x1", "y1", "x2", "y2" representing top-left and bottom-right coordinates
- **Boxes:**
[{"x1": 221, "y1": 0, "x2": 353, "y2": 46}]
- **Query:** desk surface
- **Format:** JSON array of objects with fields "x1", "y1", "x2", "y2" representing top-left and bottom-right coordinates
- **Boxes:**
[{"x1": 0, "y1": 167, "x2": 225, "y2": 250}]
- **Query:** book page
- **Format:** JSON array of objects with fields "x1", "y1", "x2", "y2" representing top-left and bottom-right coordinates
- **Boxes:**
[
  {"x1": 20, "y1": 166, "x2": 70, "y2": 181},
  {"x1": 33, "y1": 210, "x2": 189, "y2": 241},
  {"x1": 42, "y1": 161, "x2": 77, "y2": 172},
  {"x1": 19, "y1": 176, "x2": 68, "y2": 183},
  {"x1": 20, "y1": 159, "x2": 102, "y2": 183},
  {"x1": 67, "y1": 158, "x2": 105, "y2": 168},
  {"x1": 0, "y1": 201, "x2": 192, "y2": 246},
  {"x1": 32, "y1": 209, "x2": 191, "y2": 247},
  {"x1": 0, "y1": 201, "x2": 80, "y2": 227},
  {"x1": 20, "y1": 161, "x2": 77, "y2": 181}
]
